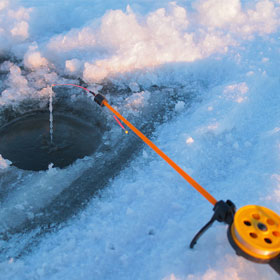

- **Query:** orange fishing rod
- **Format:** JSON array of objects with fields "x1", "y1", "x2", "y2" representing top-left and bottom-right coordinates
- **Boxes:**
[
  {"x1": 103, "y1": 100, "x2": 217, "y2": 206},
  {"x1": 94, "y1": 91, "x2": 280, "y2": 273},
  {"x1": 52, "y1": 83, "x2": 217, "y2": 205},
  {"x1": 52, "y1": 84, "x2": 280, "y2": 274}
]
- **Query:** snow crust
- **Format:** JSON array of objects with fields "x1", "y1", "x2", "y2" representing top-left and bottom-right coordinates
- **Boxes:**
[
  {"x1": 0, "y1": 0, "x2": 280, "y2": 279},
  {"x1": 0, "y1": 155, "x2": 12, "y2": 169}
]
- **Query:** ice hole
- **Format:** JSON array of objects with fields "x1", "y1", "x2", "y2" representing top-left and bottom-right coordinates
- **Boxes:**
[{"x1": 0, "y1": 111, "x2": 103, "y2": 171}]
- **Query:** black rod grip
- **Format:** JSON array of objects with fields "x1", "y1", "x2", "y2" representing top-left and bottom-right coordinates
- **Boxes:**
[{"x1": 94, "y1": 94, "x2": 107, "y2": 107}]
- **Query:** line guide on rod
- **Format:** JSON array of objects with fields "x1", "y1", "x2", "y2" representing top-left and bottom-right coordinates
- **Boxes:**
[{"x1": 52, "y1": 84, "x2": 280, "y2": 275}]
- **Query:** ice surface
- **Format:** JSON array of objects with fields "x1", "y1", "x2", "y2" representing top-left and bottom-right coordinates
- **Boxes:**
[
  {"x1": 49, "y1": 88, "x2": 53, "y2": 143},
  {"x1": 0, "y1": 0, "x2": 280, "y2": 279},
  {"x1": 0, "y1": 155, "x2": 12, "y2": 170}
]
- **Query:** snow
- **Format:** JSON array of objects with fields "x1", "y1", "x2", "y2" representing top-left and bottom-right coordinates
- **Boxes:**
[
  {"x1": 0, "y1": 0, "x2": 280, "y2": 279},
  {"x1": 0, "y1": 155, "x2": 12, "y2": 169},
  {"x1": 24, "y1": 48, "x2": 49, "y2": 70}
]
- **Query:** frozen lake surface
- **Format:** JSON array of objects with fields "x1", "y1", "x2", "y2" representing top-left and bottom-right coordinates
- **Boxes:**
[{"x1": 0, "y1": 0, "x2": 280, "y2": 279}]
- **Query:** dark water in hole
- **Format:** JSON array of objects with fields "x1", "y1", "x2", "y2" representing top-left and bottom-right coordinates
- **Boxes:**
[{"x1": 0, "y1": 111, "x2": 102, "y2": 171}]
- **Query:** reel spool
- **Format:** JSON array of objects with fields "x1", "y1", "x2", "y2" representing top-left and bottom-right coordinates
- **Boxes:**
[{"x1": 228, "y1": 205, "x2": 280, "y2": 263}]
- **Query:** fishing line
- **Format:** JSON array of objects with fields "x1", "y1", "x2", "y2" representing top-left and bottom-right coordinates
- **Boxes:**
[
  {"x1": 52, "y1": 84, "x2": 96, "y2": 95},
  {"x1": 113, "y1": 115, "x2": 128, "y2": 134}
]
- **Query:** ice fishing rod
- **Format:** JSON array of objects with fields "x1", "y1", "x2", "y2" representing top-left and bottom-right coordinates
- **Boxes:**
[{"x1": 52, "y1": 84, "x2": 280, "y2": 275}]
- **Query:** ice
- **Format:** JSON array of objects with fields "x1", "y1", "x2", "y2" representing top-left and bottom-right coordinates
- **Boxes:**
[
  {"x1": 0, "y1": 154, "x2": 12, "y2": 169},
  {"x1": 49, "y1": 88, "x2": 54, "y2": 143},
  {"x1": 128, "y1": 82, "x2": 140, "y2": 93},
  {"x1": 0, "y1": 65, "x2": 31, "y2": 105},
  {"x1": 42, "y1": 1, "x2": 280, "y2": 82},
  {"x1": 1, "y1": 0, "x2": 280, "y2": 279},
  {"x1": 0, "y1": 2, "x2": 32, "y2": 54},
  {"x1": 65, "y1": 59, "x2": 83, "y2": 75},
  {"x1": 175, "y1": 101, "x2": 185, "y2": 112},
  {"x1": 24, "y1": 46, "x2": 49, "y2": 69},
  {"x1": 195, "y1": 0, "x2": 280, "y2": 35}
]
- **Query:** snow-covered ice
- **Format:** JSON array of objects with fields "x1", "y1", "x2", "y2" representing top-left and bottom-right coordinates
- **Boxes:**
[
  {"x1": 0, "y1": 0, "x2": 280, "y2": 279},
  {"x1": 0, "y1": 155, "x2": 12, "y2": 170}
]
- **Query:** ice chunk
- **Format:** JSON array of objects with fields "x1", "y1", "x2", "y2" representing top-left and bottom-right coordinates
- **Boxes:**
[
  {"x1": 0, "y1": 154, "x2": 12, "y2": 169},
  {"x1": 175, "y1": 101, "x2": 185, "y2": 112}
]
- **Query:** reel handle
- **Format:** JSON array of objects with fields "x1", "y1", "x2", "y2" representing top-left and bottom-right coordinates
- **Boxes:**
[{"x1": 190, "y1": 200, "x2": 236, "y2": 248}]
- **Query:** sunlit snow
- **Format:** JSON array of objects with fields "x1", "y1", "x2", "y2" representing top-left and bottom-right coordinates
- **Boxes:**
[{"x1": 0, "y1": 0, "x2": 280, "y2": 279}]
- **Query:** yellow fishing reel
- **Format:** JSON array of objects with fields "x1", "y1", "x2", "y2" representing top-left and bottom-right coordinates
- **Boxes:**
[
  {"x1": 190, "y1": 201, "x2": 280, "y2": 274},
  {"x1": 228, "y1": 205, "x2": 280, "y2": 265}
]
